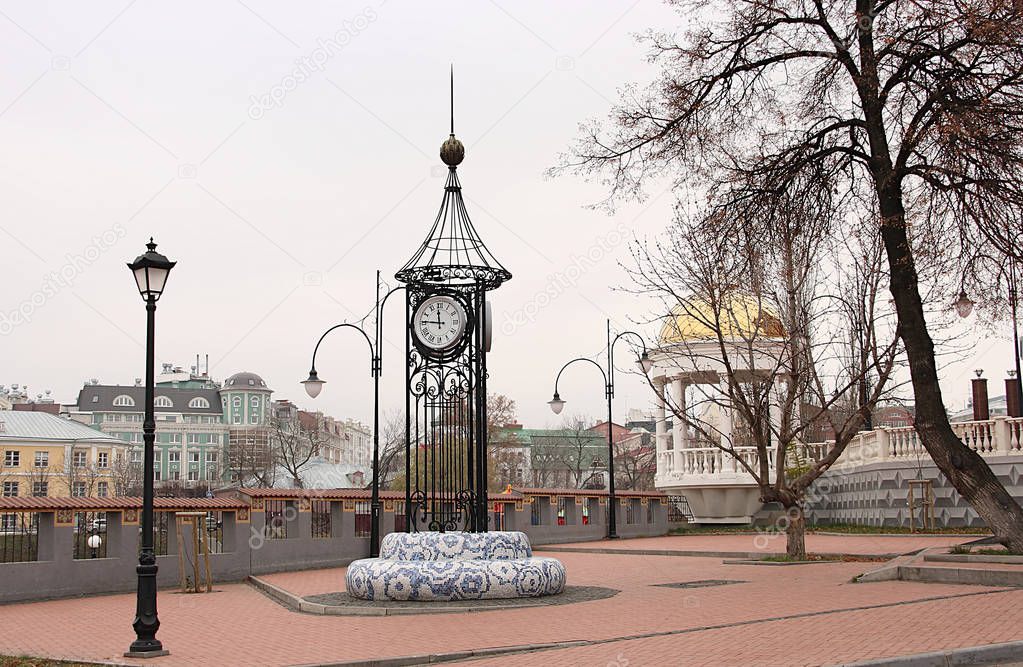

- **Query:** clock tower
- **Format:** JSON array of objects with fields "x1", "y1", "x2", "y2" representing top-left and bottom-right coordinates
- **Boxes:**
[{"x1": 395, "y1": 76, "x2": 511, "y2": 533}]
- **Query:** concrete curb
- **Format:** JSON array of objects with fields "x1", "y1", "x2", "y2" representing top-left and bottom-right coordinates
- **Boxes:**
[
  {"x1": 540, "y1": 546, "x2": 896, "y2": 560},
  {"x1": 290, "y1": 641, "x2": 592, "y2": 667},
  {"x1": 830, "y1": 639, "x2": 1023, "y2": 666},
  {"x1": 723, "y1": 559, "x2": 840, "y2": 566},
  {"x1": 924, "y1": 553, "x2": 1023, "y2": 565},
  {"x1": 247, "y1": 576, "x2": 615, "y2": 617}
]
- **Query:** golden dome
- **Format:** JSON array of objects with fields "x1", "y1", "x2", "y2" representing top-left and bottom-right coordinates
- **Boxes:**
[{"x1": 658, "y1": 294, "x2": 786, "y2": 344}]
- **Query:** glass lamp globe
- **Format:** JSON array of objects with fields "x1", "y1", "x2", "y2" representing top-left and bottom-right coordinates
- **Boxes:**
[
  {"x1": 302, "y1": 371, "x2": 325, "y2": 399},
  {"x1": 548, "y1": 393, "x2": 565, "y2": 415}
]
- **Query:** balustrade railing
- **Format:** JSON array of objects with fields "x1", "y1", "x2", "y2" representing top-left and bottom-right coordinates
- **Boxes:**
[{"x1": 657, "y1": 417, "x2": 1023, "y2": 482}]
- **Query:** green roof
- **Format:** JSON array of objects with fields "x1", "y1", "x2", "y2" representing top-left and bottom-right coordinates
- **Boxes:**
[{"x1": 0, "y1": 411, "x2": 122, "y2": 444}]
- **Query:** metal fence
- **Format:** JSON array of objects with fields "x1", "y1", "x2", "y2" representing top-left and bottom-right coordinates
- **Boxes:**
[
  {"x1": 0, "y1": 512, "x2": 38, "y2": 563},
  {"x1": 666, "y1": 495, "x2": 695, "y2": 523},
  {"x1": 354, "y1": 501, "x2": 371, "y2": 538},
  {"x1": 311, "y1": 500, "x2": 331, "y2": 539},
  {"x1": 73, "y1": 511, "x2": 107, "y2": 559},
  {"x1": 204, "y1": 511, "x2": 224, "y2": 554},
  {"x1": 264, "y1": 500, "x2": 287, "y2": 540}
]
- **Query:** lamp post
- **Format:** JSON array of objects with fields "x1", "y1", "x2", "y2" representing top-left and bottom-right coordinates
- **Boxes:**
[
  {"x1": 956, "y1": 258, "x2": 1023, "y2": 416},
  {"x1": 548, "y1": 319, "x2": 652, "y2": 539},
  {"x1": 126, "y1": 239, "x2": 174, "y2": 658},
  {"x1": 302, "y1": 271, "x2": 402, "y2": 557}
]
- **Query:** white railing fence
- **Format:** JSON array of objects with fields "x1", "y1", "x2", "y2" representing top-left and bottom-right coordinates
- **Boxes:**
[{"x1": 657, "y1": 417, "x2": 1023, "y2": 482}]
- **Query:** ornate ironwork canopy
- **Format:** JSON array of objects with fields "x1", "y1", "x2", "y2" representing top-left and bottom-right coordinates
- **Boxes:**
[{"x1": 395, "y1": 73, "x2": 511, "y2": 290}]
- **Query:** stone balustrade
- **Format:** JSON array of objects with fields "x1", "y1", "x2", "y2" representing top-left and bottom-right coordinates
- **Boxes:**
[{"x1": 654, "y1": 417, "x2": 1023, "y2": 526}]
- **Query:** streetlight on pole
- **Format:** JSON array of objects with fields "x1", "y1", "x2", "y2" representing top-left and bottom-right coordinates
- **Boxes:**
[
  {"x1": 302, "y1": 272, "x2": 402, "y2": 557},
  {"x1": 548, "y1": 319, "x2": 652, "y2": 539},
  {"x1": 956, "y1": 257, "x2": 1023, "y2": 416},
  {"x1": 126, "y1": 239, "x2": 174, "y2": 659}
]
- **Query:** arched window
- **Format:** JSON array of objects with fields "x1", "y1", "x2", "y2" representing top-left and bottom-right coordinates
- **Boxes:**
[
  {"x1": 112, "y1": 395, "x2": 135, "y2": 407},
  {"x1": 188, "y1": 397, "x2": 210, "y2": 409},
  {"x1": 232, "y1": 396, "x2": 241, "y2": 408},
  {"x1": 154, "y1": 396, "x2": 173, "y2": 408}
]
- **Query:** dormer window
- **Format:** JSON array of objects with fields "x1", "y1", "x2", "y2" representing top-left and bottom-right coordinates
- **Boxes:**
[
  {"x1": 188, "y1": 397, "x2": 210, "y2": 409},
  {"x1": 154, "y1": 396, "x2": 173, "y2": 409},
  {"x1": 113, "y1": 395, "x2": 135, "y2": 407}
]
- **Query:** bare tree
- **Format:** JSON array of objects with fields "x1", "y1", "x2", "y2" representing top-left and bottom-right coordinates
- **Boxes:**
[
  {"x1": 561, "y1": 0, "x2": 1023, "y2": 550},
  {"x1": 614, "y1": 433, "x2": 656, "y2": 491},
  {"x1": 376, "y1": 408, "x2": 407, "y2": 490},
  {"x1": 629, "y1": 183, "x2": 900, "y2": 557},
  {"x1": 58, "y1": 444, "x2": 101, "y2": 497},
  {"x1": 110, "y1": 448, "x2": 143, "y2": 496},
  {"x1": 269, "y1": 414, "x2": 330, "y2": 489}
]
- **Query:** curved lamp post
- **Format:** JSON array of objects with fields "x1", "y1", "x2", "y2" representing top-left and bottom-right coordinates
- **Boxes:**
[
  {"x1": 302, "y1": 271, "x2": 402, "y2": 557},
  {"x1": 548, "y1": 319, "x2": 652, "y2": 539},
  {"x1": 126, "y1": 239, "x2": 174, "y2": 658},
  {"x1": 956, "y1": 264, "x2": 1022, "y2": 415}
]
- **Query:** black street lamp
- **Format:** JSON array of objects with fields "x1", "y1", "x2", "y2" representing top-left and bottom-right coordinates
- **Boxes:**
[
  {"x1": 126, "y1": 238, "x2": 174, "y2": 658},
  {"x1": 548, "y1": 319, "x2": 652, "y2": 539},
  {"x1": 956, "y1": 258, "x2": 1023, "y2": 416},
  {"x1": 303, "y1": 271, "x2": 402, "y2": 557}
]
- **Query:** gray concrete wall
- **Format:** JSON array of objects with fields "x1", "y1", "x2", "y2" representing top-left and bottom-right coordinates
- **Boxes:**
[
  {"x1": 806, "y1": 455, "x2": 1023, "y2": 528},
  {"x1": 0, "y1": 497, "x2": 669, "y2": 603}
]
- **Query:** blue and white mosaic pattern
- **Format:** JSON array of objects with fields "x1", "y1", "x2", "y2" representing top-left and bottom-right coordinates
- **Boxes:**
[
  {"x1": 379, "y1": 531, "x2": 532, "y2": 561},
  {"x1": 346, "y1": 531, "x2": 566, "y2": 601}
]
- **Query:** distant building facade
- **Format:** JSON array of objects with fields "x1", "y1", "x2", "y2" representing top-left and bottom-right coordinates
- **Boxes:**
[{"x1": 0, "y1": 411, "x2": 130, "y2": 498}]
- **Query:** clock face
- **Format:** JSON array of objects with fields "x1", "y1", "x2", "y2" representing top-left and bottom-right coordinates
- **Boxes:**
[{"x1": 413, "y1": 295, "x2": 467, "y2": 352}]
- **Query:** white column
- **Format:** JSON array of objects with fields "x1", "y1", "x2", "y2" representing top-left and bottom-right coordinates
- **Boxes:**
[
  {"x1": 770, "y1": 378, "x2": 784, "y2": 448},
  {"x1": 718, "y1": 376, "x2": 735, "y2": 471},
  {"x1": 671, "y1": 377, "x2": 686, "y2": 472},
  {"x1": 654, "y1": 379, "x2": 668, "y2": 478}
]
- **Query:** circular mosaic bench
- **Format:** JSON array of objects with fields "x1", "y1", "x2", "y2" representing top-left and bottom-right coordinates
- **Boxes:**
[{"x1": 346, "y1": 531, "x2": 566, "y2": 601}]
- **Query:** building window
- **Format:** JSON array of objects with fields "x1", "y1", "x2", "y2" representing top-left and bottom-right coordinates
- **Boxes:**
[
  {"x1": 154, "y1": 396, "x2": 173, "y2": 408},
  {"x1": 97, "y1": 482, "x2": 108, "y2": 497},
  {"x1": 232, "y1": 397, "x2": 241, "y2": 408},
  {"x1": 97, "y1": 452, "x2": 109, "y2": 468},
  {"x1": 249, "y1": 415, "x2": 258, "y2": 424},
  {"x1": 72, "y1": 482, "x2": 86, "y2": 497},
  {"x1": 32, "y1": 482, "x2": 47, "y2": 497},
  {"x1": 168, "y1": 451, "x2": 180, "y2": 463},
  {"x1": 154, "y1": 469, "x2": 161, "y2": 481},
  {"x1": 72, "y1": 451, "x2": 87, "y2": 468},
  {"x1": 131, "y1": 449, "x2": 142, "y2": 463},
  {"x1": 171, "y1": 471, "x2": 180, "y2": 481},
  {"x1": 206, "y1": 451, "x2": 218, "y2": 463},
  {"x1": 206, "y1": 468, "x2": 218, "y2": 481},
  {"x1": 188, "y1": 397, "x2": 210, "y2": 409},
  {"x1": 112, "y1": 395, "x2": 135, "y2": 407},
  {"x1": 187, "y1": 470, "x2": 199, "y2": 482},
  {"x1": 354, "y1": 501, "x2": 371, "y2": 537},
  {"x1": 2, "y1": 482, "x2": 18, "y2": 497},
  {"x1": 3, "y1": 451, "x2": 19, "y2": 467},
  {"x1": 34, "y1": 451, "x2": 48, "y2": 468},
  {"x1": 189, "y1": 452, "x2": 200, "y2": 463}
]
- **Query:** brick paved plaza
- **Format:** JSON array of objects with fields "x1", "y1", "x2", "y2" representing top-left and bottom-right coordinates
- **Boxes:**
[{"x1": 1, "y1": 534, "x2": 1021, "y2": 666}]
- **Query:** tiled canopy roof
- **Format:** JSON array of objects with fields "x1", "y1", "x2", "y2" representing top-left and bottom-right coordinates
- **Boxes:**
[{"x1": 0, "y1": 496, "x2": 247, "y2": 511}]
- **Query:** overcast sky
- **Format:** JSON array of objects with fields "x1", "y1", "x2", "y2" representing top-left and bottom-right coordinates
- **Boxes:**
[{"x1": 0, "y1": 1, "x2": 1016, "y2": 428}]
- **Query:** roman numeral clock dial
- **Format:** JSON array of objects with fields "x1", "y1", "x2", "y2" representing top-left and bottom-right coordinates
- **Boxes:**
[{"x1": 413, "y1": 295, "x2": 467, "y2": 352}]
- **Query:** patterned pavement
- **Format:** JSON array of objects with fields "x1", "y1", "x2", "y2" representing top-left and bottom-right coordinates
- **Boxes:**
[{"x1": 0, "y1": 534, "x2": 1017, "y2": 667}]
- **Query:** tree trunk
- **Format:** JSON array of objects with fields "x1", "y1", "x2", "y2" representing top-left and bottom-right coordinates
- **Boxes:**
[
  {"x1": 879, "y1": 201, "x2": 1023, "y2": 552},
  {"x1": 785, "y1": 505, "x2": 807, "y2": 560}
]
